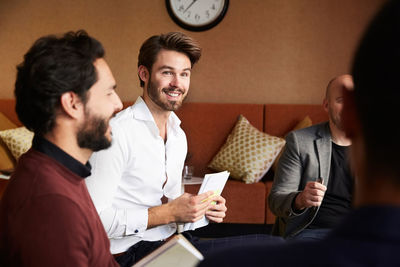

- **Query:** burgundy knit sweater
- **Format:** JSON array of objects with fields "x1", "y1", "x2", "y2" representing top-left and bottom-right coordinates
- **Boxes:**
[{"x1": 0, "y1": 149, "x2": 118, "y2": 266}]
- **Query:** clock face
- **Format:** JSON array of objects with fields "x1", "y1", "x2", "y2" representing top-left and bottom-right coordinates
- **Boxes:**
[{"x1": 166, "y1": 0, "x2": 229, "y2": 31}]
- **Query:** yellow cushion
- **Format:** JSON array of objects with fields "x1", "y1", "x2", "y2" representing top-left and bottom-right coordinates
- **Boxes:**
[
  {"x1": 272, "y1": 116, "x2": 313, "y2": 171},
  {"x1": 0, "y1": 112, "x2": 18, "y2": 170},
  {"x1": 0, "y1": 127, "x2": 34, "y2": 161},
  {"x1": 292, "y1": 116, "x2": 312, "y2": 132},
  {"x1": 208, "y1": 115, "x2": 285, "y2": 184}
]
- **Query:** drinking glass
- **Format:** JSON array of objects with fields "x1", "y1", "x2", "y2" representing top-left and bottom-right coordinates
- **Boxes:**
[{"x1": 183, "y1": 165, "x2": 194, "y2": 180}]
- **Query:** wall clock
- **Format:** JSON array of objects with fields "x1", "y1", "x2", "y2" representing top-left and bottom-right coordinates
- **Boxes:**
[{"x1": 166, "y1": 0, "x2": 229, "y2": 32}]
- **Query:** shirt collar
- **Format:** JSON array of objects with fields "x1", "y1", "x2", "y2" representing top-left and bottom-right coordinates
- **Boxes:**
[
  {"x1": 131, "y1": 96, "x2": 182, "y2": 135},
  {"x1": 32, "y1": 135, "x2": 91, "y2": 178}
]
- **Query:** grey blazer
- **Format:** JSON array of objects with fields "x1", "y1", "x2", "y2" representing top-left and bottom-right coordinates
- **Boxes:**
[{"x1": 269, "y1": 122, "x2": 332, "y2": 237}]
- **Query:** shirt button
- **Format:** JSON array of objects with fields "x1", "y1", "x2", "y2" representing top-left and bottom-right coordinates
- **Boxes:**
[{"x1": 134, "y1": 229, "x2": 139, "y2": 233}]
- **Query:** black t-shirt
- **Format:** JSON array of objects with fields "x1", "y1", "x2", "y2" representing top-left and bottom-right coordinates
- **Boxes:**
[{"x1": 308, "y1": 142, "x2": 354, "y2": 229}]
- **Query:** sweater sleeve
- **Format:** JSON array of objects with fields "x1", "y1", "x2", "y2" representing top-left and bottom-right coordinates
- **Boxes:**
[{"x1": 22, "y1": 195, "x2": 117, "y2": 267}]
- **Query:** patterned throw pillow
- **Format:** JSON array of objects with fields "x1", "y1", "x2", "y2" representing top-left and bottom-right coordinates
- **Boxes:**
[
  {"x1": 0, "y1": 127, "x2": 34, "y2": 160},
  {"x1": 208, "y1": 115, "x2": 285, "y2": 184}
]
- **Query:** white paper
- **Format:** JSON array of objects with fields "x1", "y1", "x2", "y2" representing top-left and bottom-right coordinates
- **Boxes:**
[
  {"x1": 0, "y1": 174, "x2": 10, "y2": 180},
  {"x1": 183, "y1": 171, "x2": 230, "y2": 231}
]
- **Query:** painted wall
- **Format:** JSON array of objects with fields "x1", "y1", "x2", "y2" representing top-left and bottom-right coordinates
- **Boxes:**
[{"x1": 0, "y1": 0, "x2": 384, "y2": 104}]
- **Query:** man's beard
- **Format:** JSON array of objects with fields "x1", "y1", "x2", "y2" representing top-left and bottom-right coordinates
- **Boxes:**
[
  {"x1": 77, "y1": 109, "x2": 112, "y2": 152},
  {"x1": 330, "y1": 109, "x2": 344, "y2": 131},
  {"x1": 147, "y1": 76, "x2": 185, "y2": 111}
]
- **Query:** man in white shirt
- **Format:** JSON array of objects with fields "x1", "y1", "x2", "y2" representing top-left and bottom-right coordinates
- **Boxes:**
[{"x1": 86, "y1": 32, "x2": 235, "y2": 266}]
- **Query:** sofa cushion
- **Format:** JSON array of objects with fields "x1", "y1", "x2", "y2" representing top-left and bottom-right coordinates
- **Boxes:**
[
  {"x1": 0, "y1": 112, "x2": 18, "y2": 171},
  {"x1": 208, "y1": 115, "x2": 285, "y2": 184},
  {"x1": 0, "y1": 127, "x2": 34, "y2": 161}
]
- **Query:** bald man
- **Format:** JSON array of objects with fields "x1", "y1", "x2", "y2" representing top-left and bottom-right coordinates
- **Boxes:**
[{"x1": 268, "y1": 75, "x2": 354, "y2": 240}]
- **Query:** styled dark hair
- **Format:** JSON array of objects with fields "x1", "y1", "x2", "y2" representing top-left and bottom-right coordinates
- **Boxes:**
[
  {"x1": 352, "y1": 0, "x2": 400, "y2": 178},
  {"x1": 137, "y1": 32, "x2": 202, "y2": 87},
  {"x1": 14, "y1": 30, "x2": 104, "y2": 135}
]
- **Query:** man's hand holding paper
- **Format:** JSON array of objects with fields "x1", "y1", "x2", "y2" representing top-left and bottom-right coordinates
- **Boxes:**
[
  {"x1": 167, "y1": 191, "x2": 215, "y2": 223},
  {"x1": 205, "y1": 194, "x2": 227, "y2": 223},
  {"x1": 183, "y1": 171, "x2": 230, "y2": 231}
]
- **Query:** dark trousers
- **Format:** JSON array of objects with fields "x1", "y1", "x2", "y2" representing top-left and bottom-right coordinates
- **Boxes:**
[
  {"x1": 287, "y1": 228, "x2": 332, "y2": 241},
  {"x1": 115, "y1": 232, "x2": 283, "y2": 267}
]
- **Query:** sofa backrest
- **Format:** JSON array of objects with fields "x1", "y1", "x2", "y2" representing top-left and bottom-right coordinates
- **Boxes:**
[
  {"x1": 264, "y1": 104, "x2": 328, "y2": 137},
  {"x1": 0, "y1": 99, "x2": 328, "y2": 177},
  {"x1": 176, "y1": 102, "x2": 264, "y2": 176},
  {"x1": 0, "y1": 99, "x2": 22, "y2": 126}
]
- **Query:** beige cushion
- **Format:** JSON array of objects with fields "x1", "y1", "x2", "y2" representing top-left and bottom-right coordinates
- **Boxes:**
[
  {"x1": 208, "y1": 115, "x2": 285, "y2": 184},
  {"x1": 0, "y1": 127, "x2": 34, "y2": 161},
  {"x1": 272, "y1": 116, "x2": 313, "y2": 171},
  {"x1": 0, "y1": 112, "x2": 18, "y2": 170}
]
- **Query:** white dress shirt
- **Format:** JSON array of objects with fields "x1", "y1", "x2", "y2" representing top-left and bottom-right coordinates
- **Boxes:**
[{"x1": 85, "y1": 96, "x2": 187, "y2": 254}]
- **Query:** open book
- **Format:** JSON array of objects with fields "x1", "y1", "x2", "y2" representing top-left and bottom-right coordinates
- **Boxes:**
[
  {"x1": 132, "y1": 234, "x2": 203, "y2": 267},
  {"x1": 183, "y1": 170, "x2": 230, "y2": 231}
]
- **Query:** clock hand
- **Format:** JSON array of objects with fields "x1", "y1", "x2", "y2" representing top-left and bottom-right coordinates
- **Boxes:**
[{"x1": 183, "y1": 0, "x2": 198, "y2": 13}]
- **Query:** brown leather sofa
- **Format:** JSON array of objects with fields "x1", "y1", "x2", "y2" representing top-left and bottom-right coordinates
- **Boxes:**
[
  {"x1": 176, "y1": 102, "x2": 328, "y2": 224},
  {"x1": 0, "y1": 99, "x2": 328, "y2": 225}
]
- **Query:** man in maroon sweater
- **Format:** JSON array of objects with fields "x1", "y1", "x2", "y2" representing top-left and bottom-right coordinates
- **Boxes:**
[{"x1": 0, "y1": 30, "x2": 122, "y2": 266}]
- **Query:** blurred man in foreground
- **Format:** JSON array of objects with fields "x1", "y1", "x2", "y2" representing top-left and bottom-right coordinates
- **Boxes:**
[{"x1": 200, "y1": 0, "x2": 400, "y2": 265}]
